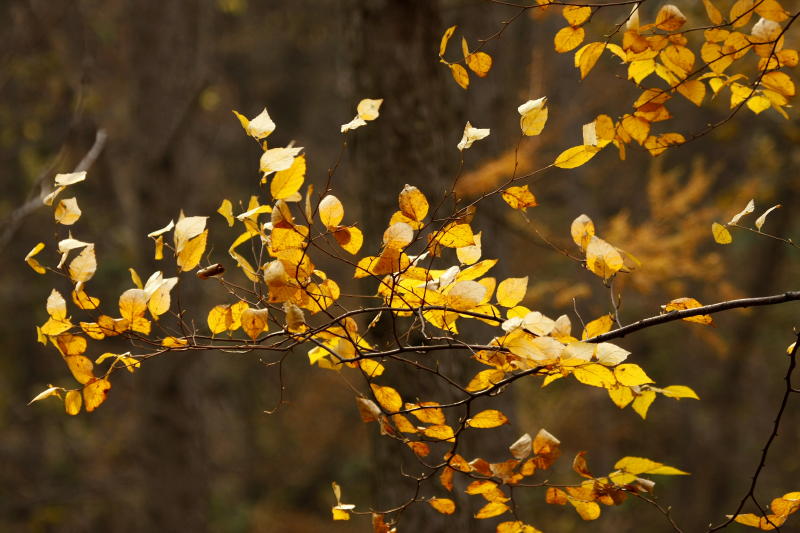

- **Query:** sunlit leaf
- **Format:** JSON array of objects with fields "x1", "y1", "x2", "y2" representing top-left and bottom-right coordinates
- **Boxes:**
[
  {"x1": 467, "y1": 409, "x2": 509, "y2": 429},
  {"x1": 429, "y1": 498, "x2": 456, "y2": 515}
]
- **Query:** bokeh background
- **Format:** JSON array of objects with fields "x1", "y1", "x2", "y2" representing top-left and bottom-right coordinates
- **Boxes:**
[{"x1": 2, "y1": 1, "x2": 800, "y2": 531}]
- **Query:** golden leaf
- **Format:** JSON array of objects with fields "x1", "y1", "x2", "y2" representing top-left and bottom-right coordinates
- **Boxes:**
[
  {"x1": 554, "y1": 145, "x2": 601, "y2": 169},
  {"x1": 554, "y1": 26, "x2": 585, "y2": 53},
  {"x1": 370, "y1": 384, "x2": 402, "y2": 412},
  {"x1": 467, "y1": 409, "x2": 509, "y2": 429},
  {"x1": 177, "y1": 230, "x2": 208, "y2": 272},
  {"x1": 475, "y1": 501, "x2": 510, "y2": 519},
  {"x1": 574, "y1": 42, "x2": 605, "y2": 79},
  {"x1": 429, "y1": 498, "x2": 456, "y2": 515},
  {"x1": 496, "y1": 277, "x2": 528, "y2": 308},
  {"x1": 64, "y1": 390, "x2": 82, "y2": 415},
  {"x1": 450, "y1": 63, "x2": 469, "y2": 89},
  {"x1": 83, "y1": 378, "x2": 111, "y2": 412},
  {"x1": 712, "y1": 222, "x2": 732, "y2": 244},
  {"x1": 466, "y1": 51, "x2": 493, "y2": 77},
  {"x1": 398, "y1": 184, "x2": 429, "y2": 221},
  {"x1": 614, "y1": 364, "x2": 654, "y2": 386},
  {"x1": 501, "y1": 186, "x2": 537, "y2": 212},
  {"x1": 319, "y1": 195, "x2": 344, "y2": 228}
]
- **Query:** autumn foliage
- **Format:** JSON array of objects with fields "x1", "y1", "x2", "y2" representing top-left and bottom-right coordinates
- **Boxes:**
[{"x1": 24, "y1": 1, "x2": 800, "y2": 531}]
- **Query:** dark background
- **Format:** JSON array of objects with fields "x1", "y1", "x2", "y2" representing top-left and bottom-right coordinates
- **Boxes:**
[{"x1": 2, "y1": 1, "x2": 800, "y2": 531}]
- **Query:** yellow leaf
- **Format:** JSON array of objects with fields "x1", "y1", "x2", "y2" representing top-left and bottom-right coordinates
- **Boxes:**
[
  {"x1": 573, "y1": 363, "x2": 616, "y2": 388},
  {"x1": 467, "y1": 409, "x2": 509, "y2": 429},
  {"x1": 331, "y1": 507, "x2": 351, "y2": 521},
  {"x1": 334, "y1": 226, "x2": 363, "y2": 255},
  {"x1": 232, "y1": 107, "x2": 275, "y2": 139},
  {"x1": 661, "y1": 385, "x2": 700, "y2": 400},
  {"x1": 162, "y1": 336, "x2": 189, "y2": 347},
  {"x1": 466, "y1": 369, "x2": 505, "y2": 392},
  {"x1": 575, "y1": 42, "x2": 605, "y2": 79},
  {"x1": 54, "y1": 197, "x2": 82, "y2": 225},
  {"x1": 68, "y1": 244, "x2": 96, "y2": 283},
  {"x1": 439, "y1": 25, "x2": 456, "y2": 57},
  {"x1": 677, "y1": 80, "x2": 706, "y2": 106},
  {"x1": 177, "y1": 230, "x2": 208, "y2": 271},
  {"x1": 582, "y1": 314, "x2": 613, "y2": 339},
  {"x1": 148, "y1": 277, "x2": 178, "y2": 318},
  {"x1": 207, "y1": 304, "x2": 232, "y2": 334},
  {"x1": 217, "y1": 199, "x2": 234, "y2": 226},
  {"x1": 614, "y1": 456, "x2": 689, "y2": 475},
  {"x1": 570, "y1": 214, "x2": 595, "y2": 250},
  {"x1": 496, "y1": 277, "x2": 528, "y2": 308},
  {"x1": 398, "y1": 184, "x2": 429, "y2": 221},
  {"x1": 554, "y1": 26, "x2": 585, "y2": 53},
  {"x1": 608, "y1": 384, "x2": 635, "y2": 408},
  {"x1": 712, "y1": 222, "x2": 732, "y2": 244},
  {"x1": 466, "y1": 51, "x2": 493, "y2": 77},
  {"x1": 730, "y1": 0, "x2": 755, "y2": 28},
  {"x1": 119, "y1": 288, "x2": 148, "y2": 322},
  {"x1": 518, "y1": 97, "x2": 548, "y2": 136},
  {"x1": 450, "y1": 63, "x2": 469, "y2": 89},
  {"x1": 632, "y1": 390, "x2": 657, "y2": 418},
  {"x1": 429, "y1": 498, "x2": 456, "y2": 515},
  {"x1": 731, "y1": 513, "x2": 782, "y2": 529},
  {"x1": 383, "y1": 222, "x2": 414, "y2": 249},
  {"x1": 446, "y1": 280, "x2": 487, "y2": 311},
  {"x1": 644, "y1": 133, "x2": 684, "y2": 156},
  {"x1": 64, "y1": 390, "x2": 82, "y2": 415},
  {"x1": 370, "y1": 384, "x2": 402, "y2": 412},
  {"x1": 25, "y1": 242, "x2": 46, "y2": 274},
  {"x1": 569, "y1": 498, "x2": 601, "y2": 521},
  {"x1": 614, "y1": 364, "x2": 654, "y2": 386},
  {"x1": 756, "y1": 0, "x2": 789, "y2": 21},
  {"x1": 585, "y1": 236, "x2": 624, "y2": 280},
  {"x1": 475, "y1": 501, "x2": 510, "y2": 519},
  {"x1": 83, "y1": 378, "x2": 111, "y2": 412},
  {"x1": 260, "y1": 146, "x2": 303, "y2": 175},
  {"x1": 497, "y1": 521, "x2": 543, "y2": 533},
  {"x1": 434, "y1": 223, "x2": 474, "y2": 248},
  {"x1": 241, "y1": 307, "x2": 269, "y2": 340},
  {"x1": 406, "y1": 402, "x2": 446, "y2": 425},
  {"x1": 64, "y1": 354, "x2": 94, "y2": 384},
  {"x1": 629, "y1": 59, "x2": 655, "y2": 84},
  {"x1": 271, "y1": 154, "x2": 306, "y2": 200},
  {"x1": 562, "y1": 5, "x2": 591, "y2": 26},
  {"x1": 174, "y1": 215, "x2": 207, "y2": 252},
  {"x1": 554, "y1": 145, "x2": 601, "y2": 169},
  {"x1": 664, "y1": 297, "x2": 714, "y2": 325},
  {"x1": 702, "y1": 0, "x2": 723, "y2": 24},
  {"x1": 423, "y1": 424, "x2": 455, "y2": 442},
  {"x1": 359, "y1": 359, "x2": 385, "y2": 377},
  {"x1": 502, "y1": 186, "x2": 537, "y2": 212},
  {"x1": 655, "y1": 4, "x2": 687, "y2": 31},
  {"x1": 319, "y1": 195, "x2": 344, "y2": 227},
  {"x1": 621, "y1": 114, "x2": 650, "y2": 145}
]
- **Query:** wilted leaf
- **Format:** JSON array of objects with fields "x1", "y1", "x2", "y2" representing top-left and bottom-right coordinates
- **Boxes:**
[{"x1": 458, "y1": 121, "x2": 489, "y2": 150}]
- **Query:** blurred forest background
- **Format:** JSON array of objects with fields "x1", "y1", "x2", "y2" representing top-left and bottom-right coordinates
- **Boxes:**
[{"x1": 2, "y1": 0, "x2": 800, "y2": 531}]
